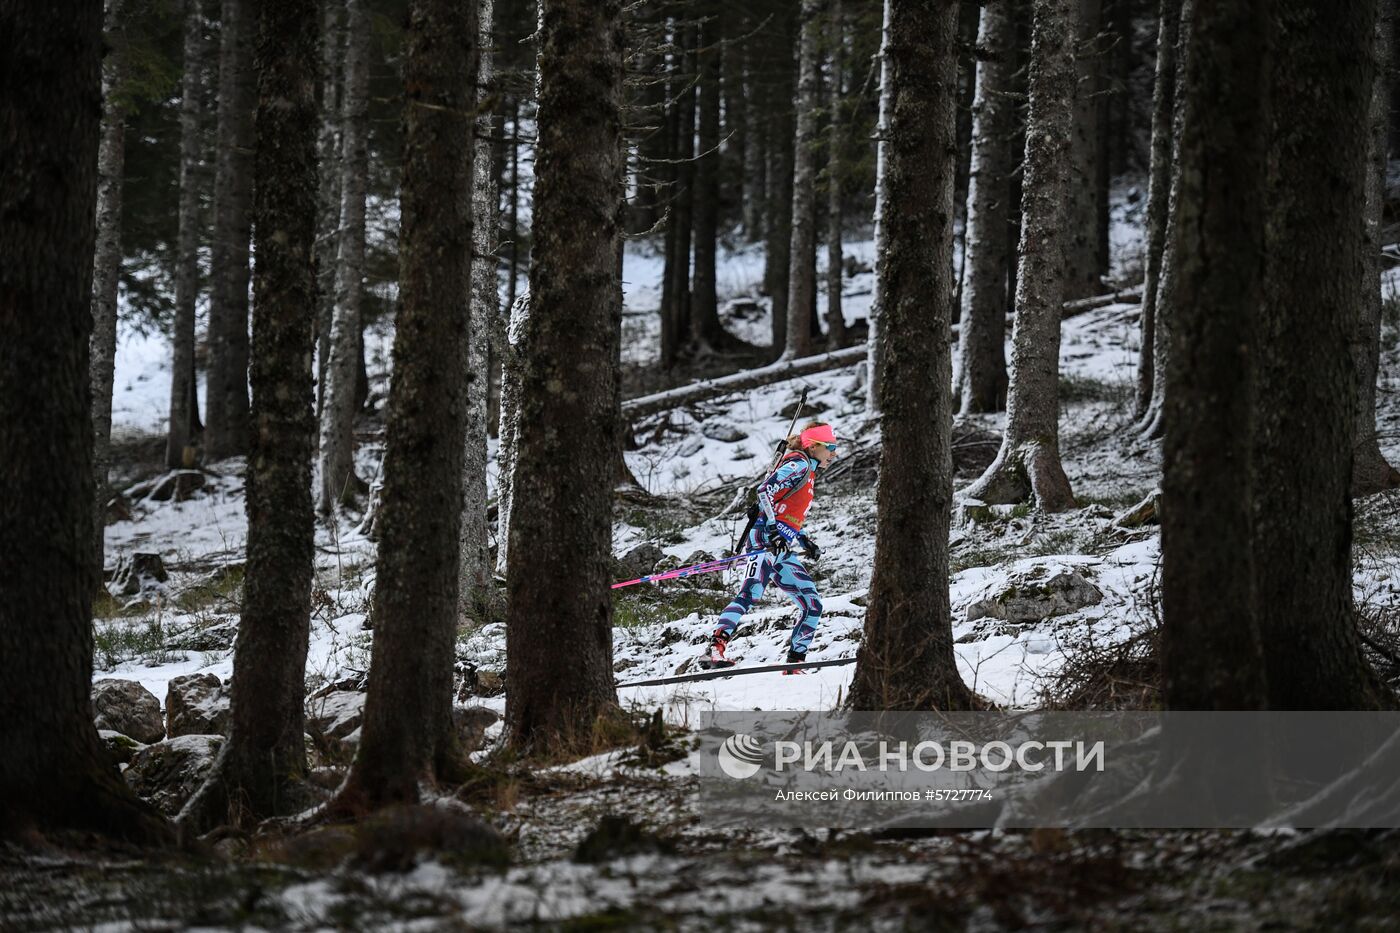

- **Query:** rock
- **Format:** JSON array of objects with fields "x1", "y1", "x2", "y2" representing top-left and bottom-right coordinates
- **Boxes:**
[
  {"x1": 165, "y1": 617, "x2": 239, "y2": 653},
  {"x1": 964, "y1": 563, "x2": 1104, "y2": 625},
  {"x1": 730, "y1": 448, "x2": 755, "y2": 460},
  {"x1": 104, "y1": 493, "x2": 132, "y2": 525},
  {"x1": 99, "y1": 729, "x2": 144, "y2": 767},
  {"x1": 955, "y1": 498, "x2": 993, "y2": 526},
  {"x1": 92, "y1": 678, "x2": 165, "y2": 744},
  {"x1": 108, "y1": 552, "x2": 168, "y2": 597},
  {"x1": 474, "y1": 671, "x2": 504, "y2": 697},
  {"x1": 166, "y1": 673, "x2": 230, "y2": 738},
  {"x1": 1115, "y1": 489, "x2": 1162, "y2": 528},
  {"x1": 453, "y1": 705, "x2": 501, "y2": 754},
  {"x1": 147, "y1": 469, "x2": 207, "y2": 502},
  {"x1": 779, "y1": 398, "x2": 827, "y2": 420},
  {"x1": 305, "y1": 690, "x2": 367, "y2": 757},
  {"x1": 615, "y1": 542, "x2": 664, "y2": 580},
  {"x1": 125, "y1": 734, "x2": 224, "y2": 816},
  {"x1": 701, "y1": 423, "x2": 747, "y2": 443}
]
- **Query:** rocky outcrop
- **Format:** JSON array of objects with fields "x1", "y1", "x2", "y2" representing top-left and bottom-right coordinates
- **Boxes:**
[
  {"x1": 124, "y1": 734, "x2": 224, "y2": 815},
  {"x1": 166, "y1": 672, "x2": 230, "y2": 737},
  {"x1": 305, "y1": 689, "x2": 366, "y2": 761},
  {"x1": 92, "y1": 678, "x2": 165, "y2": 743},
  {"x1": 108, "y1": 552, "x2": 169, "y2": 597},
  {"x1": 453, "y1": 705, "x2": 501, "y2": 754},
  {"x1": 963, "y1": 562, "x2": 1104, "y2": 625},
  {"x1": 99, "y1": 729, "x2": 144, "y2": 767}
]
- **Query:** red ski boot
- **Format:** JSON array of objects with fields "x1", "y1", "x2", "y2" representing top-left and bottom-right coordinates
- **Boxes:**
[
  {"x1": 698, "y1": 632, "x2": 736, "y2": 670},
  {"x1": 782, "y1": 649, "x2": 811, "y2": 675}
]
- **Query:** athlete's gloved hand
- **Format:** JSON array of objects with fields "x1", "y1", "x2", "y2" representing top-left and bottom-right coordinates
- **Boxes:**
[
  {"x1": 764, "y1": 524, "x2": 791, "y2": 555},
  {"x1": 799, "y1": 535, "x2": 821, "y2": 561}
]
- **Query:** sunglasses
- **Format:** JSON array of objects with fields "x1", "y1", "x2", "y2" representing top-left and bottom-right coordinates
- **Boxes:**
[{"x1": 814, "y1": 443, "x2": 839, "y2": 454}]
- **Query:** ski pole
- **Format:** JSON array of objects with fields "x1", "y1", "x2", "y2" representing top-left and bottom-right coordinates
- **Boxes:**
[{"x1": 611, "y1": 549, "x2": 766, "y2": 590}]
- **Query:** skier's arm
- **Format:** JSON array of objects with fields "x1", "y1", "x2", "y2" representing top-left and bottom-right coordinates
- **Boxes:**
[{"x1": 756, "y1": 459, "x2": 808, "y2": 538}]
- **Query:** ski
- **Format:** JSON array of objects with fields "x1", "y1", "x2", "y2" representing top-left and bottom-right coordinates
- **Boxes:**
[{"x1": 615, "y1": 656, "x2": 856, "y2": 688}]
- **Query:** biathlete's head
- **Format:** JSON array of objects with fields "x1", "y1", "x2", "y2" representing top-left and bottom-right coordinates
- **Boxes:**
[{"x1": 787, "y1": 420, "x2": 839, "y2": 468}]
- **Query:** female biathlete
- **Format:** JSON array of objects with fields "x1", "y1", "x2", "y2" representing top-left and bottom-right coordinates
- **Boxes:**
[{"x1": 701, "y1": 421, "x2": 838, "y2": 674}]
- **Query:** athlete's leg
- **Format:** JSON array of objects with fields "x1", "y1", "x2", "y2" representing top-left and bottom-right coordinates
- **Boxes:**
[
  {"x1": 714, "y1": 552, "x2": 775, "y2": 640},
  {"x1": 771, "y1": 555, "x2": 823, "y2": 655}
]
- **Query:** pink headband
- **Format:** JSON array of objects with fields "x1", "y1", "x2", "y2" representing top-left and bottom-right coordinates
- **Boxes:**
[{"x1": 799, "y1": 424, "x2": 837, "y2": 447}]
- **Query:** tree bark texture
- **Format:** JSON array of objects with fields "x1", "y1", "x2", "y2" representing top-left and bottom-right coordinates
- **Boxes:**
[
  {"x1": 204, "y1": 0, "x2": 256, "y2": 459},
  {"x1": 765, "y1": 5, "x2": 798, "y2": 356},
  {"x1": 167, "y1": 0, "x2": 211, "y2": 470},
  {"x1": 1160, "y1": 0, "x2": 1269, "y2": 712},
  {"x1": 1354, "y1": 0, "x2": 1400, "y2": 496},
  {"x1": 193, "y1": 0, "x2": 321, "y2": 828},
  {"x1": 0, "y1": 0, "x2": 170, "y2": 845},
  {"x1": 742, "y1": 38, "x2": 767, "y2": 241},
  {"x1": 1255, "y1": 0, "x2": 1395, "y2": 711},
  {"x1": 336, "y1": 0, "x2": 478, "y2": 808},
  {"x1": 90, "y1": 0, "x2": 128, "y2": 580},
  {"x1": 1064, "y1": 0, "x2": 1105, "y2": 300},
  {"x1": 317, "y1": 0, "x2": 369, "y2": 514},
  {"x1": 824, "y1": 0, "x2": 848, "y2": 349},
  {"x1": 495, "y1": 289, "x2": 528, "y2": 576},
  {"x1": 785, "y1": 0, "x2": 823, "y2": 359},
  {"x1": 314, "y1": 0, "x2": 344, "y2": 421},
  {"x1": 955, "y1": 0, "x2": 1017, "y2": 415},
  {"x1": 848, "y1": 0, "x2": 976, "y2": 712},
  {"x1": 1133, "y1": 0, "x2": 1180, "y2": 422},
  {"x1": 1139, "y1": 0, "x2": 1193, "y2": 440},
  {"x1": 867, "y1": 0, "x2": 894, "y2": 412},
  {"x1": 961, "y1": 0, "x2": 1077, "y2": 513},
  {"x1": 690, "y1": 10, "x2": 729, "y2": 351},
  {"x1": 505, "y1": 0, "x2": 624, "y2": 753},
  {"x1": 460, "y1": 0, "x2": 497, "y2": 627}
]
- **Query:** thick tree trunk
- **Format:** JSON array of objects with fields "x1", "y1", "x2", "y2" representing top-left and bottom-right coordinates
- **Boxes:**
[
  {"x1": 182, "y1": 0, "x2": 321, "y2": 832},
  {"x1": 784, "y1": 0, "x2": 823, "y2": 360},
  {"x1": 720, "y1": 11, "x2": 747, "y2": 224},
  {"x1": 334, "y1": 0, "x2": 478, "y2": 810},
  {"x1": 460, "y1": 0, "x2": 497, "y2": 628},
  {"x1": 90, "y1": 0, "x2": 127, "y2": 581},
  {"x1": 495, "y1": 290, "x2": 528, "y2": 576},
  {"x1": 824, "y1": 0, "x2": 847, "y2": 350},
  {"x1": 1139, "y1": 0, "x2": 1192, "y2": 439},
  {"x1": 953, "y1": 0, "x2": 980, "y2": 242},
  {"x1": 690, "y1": 10, "x2": 728, "y2": 351},
  {"x1": 1160, "y1": 0, "x2": 1269, "y2": 712},
  {"x1": 848, "y1": 0, "x2": 974, "y2": 712},
  {"x1": 0, "y1": 0, "x2": 170, "y2": 845},
  {"x1": 961, "y1": 0, "x2": 1077, "y2": 512},
  {"x1": 867, "y1": 0, "x2": 894, "y2": 413},
  {"x1": 506, "y1": 96, "x2": 522, "y2": 311},
  {"x1": 1063, "y1": 0, "x2": 1104, "y2": 300},
  {"x1": 1354, "y1": 0, "x2": 1400, "y2": 496},
  {"x1": 204, "y1": 0, "x2": 255, "y2": 460},
  {"x1": 167, "y1": 0, "x2": 209, "y2": 470},
  {"x1": 314, "y1": 0, "x2": 344, "y2": 421},
  {"x1": 1133, "y1": 0, "x2": 1180, "y2": 422},
  {"x1": 317, "y1": 0, "x2": 369, "y2": 515},
  {"x1": 1255, "y1": 0, "x2": 1396, "y2": 711},
  {"x1": 955, "y1": 0, "x2": 1017, "y2": 415},
  {"x1": 505, "y1": 0, "x2": 624, "y2": 753}
]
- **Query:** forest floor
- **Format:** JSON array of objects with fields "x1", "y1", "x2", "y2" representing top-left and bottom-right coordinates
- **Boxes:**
[{"x1": 8, "y1": 234, "x2": 1400, "y2": 930}]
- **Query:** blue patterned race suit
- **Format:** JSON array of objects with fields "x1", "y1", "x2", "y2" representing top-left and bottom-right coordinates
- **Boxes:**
[{"x1": 715, "y1": 455, "x2": 823, "y2": 654}]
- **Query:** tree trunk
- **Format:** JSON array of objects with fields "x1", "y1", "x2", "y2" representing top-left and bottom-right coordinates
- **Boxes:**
[
  {"x1": 314, "y1": 0, "x2": 344, "y2": 421},
  {"x1": 204, "y1": 0, "x2": 255, "y2": 460},
  {"x1": 765, "y1": 6, "x2": 798, "y2": 357},
  {"x1": 742, "y1": 37, "x2": 767, "y2": 241},
  {"x1": 90, "y1": 0, "x2": 128, "y2": 581},
  {"x1": 1160, "y1": 0, "x2": 1269, "y2": 712},
  {"x1": 0, "y1": 0, "x2": 171, "y2": 845},
  {"x1": 690, "y1": 9, "x2": 728, "y2": 351},
  {"x1": 848, "y1": 0, "x2": 974, "y2": 711},
  {"x1": 1139, "y1": 0, "x2": 1192, "y2": 440},
  {"x1": 1063, "y1": 0, "x2": 1103, "y2": 300},
  {"x1": 506, "y1": 95, "x2": 521, "y2": 312},
  {"x1": 720, "y1": 10, "x2": 747, "y2": 225},
  {"x1": 1354, "y1": 0, "x2": 1400, "y2": 496},
  {"x1": 824, "y1": 0, "x2": 847, "y2": 349},
  {"x1": 317, "y1": 0, "x2": 369, "y2": 515},
  {"x1": 784, "y1": 0, "x2": 823, "y2": 360},
  {"x1": 1255, "y1": 0, "x2": 1396, "y2": 711},
  {"x1": 953, "y1": 0, "x2": 980, "y2": 243},
  {"x1": 460, "y1": 0, "x2": 497, "y2": 628},
  {"x1": 1133, "y1": 0, "x2": 1180, "y2": 422},
  {"x1": 505, "y1": 0, "x2": 624, "y2": 753},
  {"x1": 167, "y1": 0, "x2": 210, "y2": 470},
  {"x1": 333, "y1": 0, "x2": 478, "y2": 810},
  {"x1": 867, "y1": 0, "x2": 895, "y2": 414},
  {"x1": 495, "y1": 290, "x2": 528, "y2": 575},
  {"x1": 955, "y1": 0, "x2": 1017, "y2": 415},
  {"x1": 961, "y1": 0, "x2": 1077, "y2": 512},
  {"x1": 182, "y1": 0, "x2": 321, "y2": 832}
]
